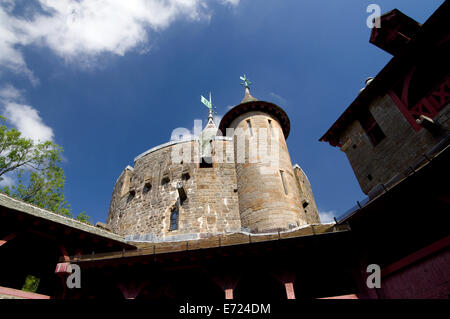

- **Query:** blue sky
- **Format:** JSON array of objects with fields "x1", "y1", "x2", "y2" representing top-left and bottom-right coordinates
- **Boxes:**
[{"x1": 0, "y1": 0, "x2": 444, "y2": 224}]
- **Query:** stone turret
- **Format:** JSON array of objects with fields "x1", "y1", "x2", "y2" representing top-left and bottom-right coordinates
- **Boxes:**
[
  {"x1": 218, "y1": 82, "x2": 312, "y2": 233},
  {"x1": 106, "y1": 77, "x2": 319, "y2": 240}
]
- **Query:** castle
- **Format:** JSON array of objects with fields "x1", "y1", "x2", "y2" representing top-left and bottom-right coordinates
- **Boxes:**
[
  {"x1": 0, "y1": 2, "x2": 448, "y2": 301},
  {"x1": 106, "y1": 80, "x2": 319, "y2": 241}
]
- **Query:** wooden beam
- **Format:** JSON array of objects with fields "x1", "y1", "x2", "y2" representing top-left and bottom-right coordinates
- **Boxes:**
[
  {"x1": 0, "y1": 286, "x2": 50, "y2": 299},
  {"x1": 284, "y1": 282, "x2": 296, "y2": 300},
  {"x1": 0, "y1": 233, "x2": 18, "y2": 247},
  {"x1": 381, "y1": 235, "x2": 450, "y2": 278}
]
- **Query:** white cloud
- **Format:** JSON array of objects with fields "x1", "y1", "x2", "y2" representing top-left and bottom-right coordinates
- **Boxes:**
[
  {"x1": 213, "y1": 114, "x2": 222, "y2": 126},
  {"x1": 0, "y1": 0, "x2": 238, "y2": 81},
  {"x1": 269, "y1": 92, "x2": 287, "y2": 105},
  {"x1": 318, "y1": 210, "x2": 336, "y2": 224},
  {"x1": 170, "y1": 126, "x2": 193, "y2": 141},
  {"x1": 0, "y1": 5, "x2": 39, "y2": 84},
  {"x1": 0, "y1": 84, "x2": 22, "y2": 101},
  {"x1": 221, "y1": 0, "x2": 240, "y2": 6},
  {"x1": 0, "y1": 84, "x2": 54, "y2": 143},
  {"x1": 169, "y1": 113, "x2": 223, "y2": 142},
  {"x1": 4, "y1": 102, "x2": 54, "y2": 143}
]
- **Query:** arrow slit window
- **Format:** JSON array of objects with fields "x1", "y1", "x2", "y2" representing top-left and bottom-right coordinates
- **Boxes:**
[
  {"x1": 169, "y1": 208, "x2": 179, "y2": 231},
  {"x1": 247, "y1": 120, "x2": 253, "y2": 137},
  {"x1": 280, "y1": 170, "x2": 288, "y2": 195},
  {"x1": 268, "y1": 119, "x2": 274, "y2": 136}
]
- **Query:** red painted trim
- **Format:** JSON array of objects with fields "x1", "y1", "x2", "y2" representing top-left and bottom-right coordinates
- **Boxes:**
[
  {"x1": 381, "y1": 235, "x2": 450, "y2": 278},
  {"x1": 0, "y1": 232, "x2": 18, "y2": 247},
  {"x1": 401, "y1": 67, "x2": 415, "y2": 106},
  {"x1": 318, "y1": 294, "x2": 358, "y2": 299},
  {"x1": 0, "y1": 286, "x2": 50, "y2": 299},
  {"x1": 59, "y1": 245, "x2": 70, "y2": 262},
  {"x1": 437, "y1": 33, "x2": 450, "y2": 46}
]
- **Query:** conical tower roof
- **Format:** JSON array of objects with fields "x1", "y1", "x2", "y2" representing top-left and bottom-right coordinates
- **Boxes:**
[
  {"x1": 218, "y1": 75, "x2": 291, "y2": 138},
  {"x1": 241, "y1": 86, "x2": 258, "y2": 104},
  {"x1": 199, "y1": 97, "x2": 217, "y2": 158}
]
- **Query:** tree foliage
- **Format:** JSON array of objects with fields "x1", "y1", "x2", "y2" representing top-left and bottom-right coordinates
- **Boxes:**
[{"x1": 0, "y1": 116, "x2": 90, "y2": 223}]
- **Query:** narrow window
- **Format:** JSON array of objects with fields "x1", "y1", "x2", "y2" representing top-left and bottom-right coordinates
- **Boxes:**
[
  {"x1": 246, "y1": 120, "x2": 253, "y2": 137},
  {"x1": 169, "y1": 208, "x2": 179, "y2": 231},
  {"x1": 358, "y1": 109, "x2": 385, "y2": 146},
  {"x1": 302, "y1": 200, "x2": 309, "y2": 208},
  {"x1": 268, "y1": 119, "x2": 274, "y2": 136},
  {"x1": 280, "y1": 170, "x2": 288, "y2": 195},
  {"x1": 143, "y1": 182, "x2": 152, "y2": 193},
  {"x1": 181, "y1": 172, "x2": 190, "y2": 181},
  {"x1": 127, "y1": 189, "x2": 135, "y2": 203},
  {"x1": 200, "y1": 157, "x2": 213, "y2": 168},
  {"x1": 161, "y1": 175, "x2": 170, "y2": 186}
]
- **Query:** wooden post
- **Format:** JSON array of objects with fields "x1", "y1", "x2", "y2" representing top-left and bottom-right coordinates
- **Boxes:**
[
  {"x1": 284, "y1": 282, "x2": 296, "y2": 299},
  {"x1": 118, "y1": 282, "x2": 148, "y2": 300}
]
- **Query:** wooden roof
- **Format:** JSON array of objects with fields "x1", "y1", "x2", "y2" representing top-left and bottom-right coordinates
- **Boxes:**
[{"x1": 62, "y1": 223, "x2": 350, "y2": 264}]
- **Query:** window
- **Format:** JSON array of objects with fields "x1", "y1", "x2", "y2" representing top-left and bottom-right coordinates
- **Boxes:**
[
  {"x1": 143, "y1": 182, "x2": 152, "y2": 193},
  {"x1": 161, "y1": 175, "x2": 170, "y2": 186},
  {"x1": 181, "y1": 172, "x2": 190, "y2": 181},
  {"x1": 268, "y1": 119, "x2": 274, "y2": 136},
  {"x1": 280, "y1": 170, "x2": 288, "y2": 195},
  {"x1": 169, "y1": 208, "x2": 179, "y2": 231},
  {"x1": 358, "y1": 109, "x2": 385, "y2": 146},
  {"x1": 246, "y1": 120, "x2": 253, "y2": 137},
  {"x1": 200, "y1": 157, "x2": 213, "y2": 168},
  {"x1": 127, "y1": 189, "x2": 135, "y2": 203},
  {"x1": 302, "y1": 200, "x2": 309, "y2": 208}
]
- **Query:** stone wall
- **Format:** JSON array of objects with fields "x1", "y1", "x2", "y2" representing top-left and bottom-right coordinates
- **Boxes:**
[
  {"x1": 106, "y1": 139, "x2": 241, "y2": 239},
  {"x1": 293, "y1": 165, "x2": 320, "y2": 224},
  {"x1": 339, "y1": 94, "x2": 449, "y2": 194},
  {"x1": 106, "y1": 106, "x2": 322, "y2": 238},
  {"x1": 228, "y1": 111, "x2": 308, "y2": 233}
]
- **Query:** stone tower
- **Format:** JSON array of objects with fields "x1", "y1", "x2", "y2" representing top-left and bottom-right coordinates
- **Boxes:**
[
  {"x1": 218, "y1": 83, "x2": 309, "y2": 233},
  {"x1": 106, "y1": 78, "x2": 319, "y2": 241}
]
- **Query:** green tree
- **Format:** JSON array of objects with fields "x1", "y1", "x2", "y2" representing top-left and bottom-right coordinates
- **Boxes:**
[{"x1": 0, "y1": 116, "x2": 90, "y2": 223}]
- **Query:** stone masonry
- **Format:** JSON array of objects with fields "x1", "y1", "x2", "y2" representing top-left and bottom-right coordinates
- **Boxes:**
[
  {"x1": 339, "y1": 93, "x2": 449, "y2": 195},
  {"x1": 107, "y1": 89, "x2": 320, "y2": 239}
]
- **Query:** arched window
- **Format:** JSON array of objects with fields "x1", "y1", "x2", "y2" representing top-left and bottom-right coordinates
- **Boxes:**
[{"x1": 169, "y1": 208, "x2": 179, "y2": 231}]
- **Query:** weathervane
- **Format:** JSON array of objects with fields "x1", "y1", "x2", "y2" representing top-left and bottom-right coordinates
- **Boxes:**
[
  {"x1": 240, "y1": 74, "x2": 252, "y2": 88},
  {"x1": 200, "y1": 92, "x2": 216, "y2": 120}
]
